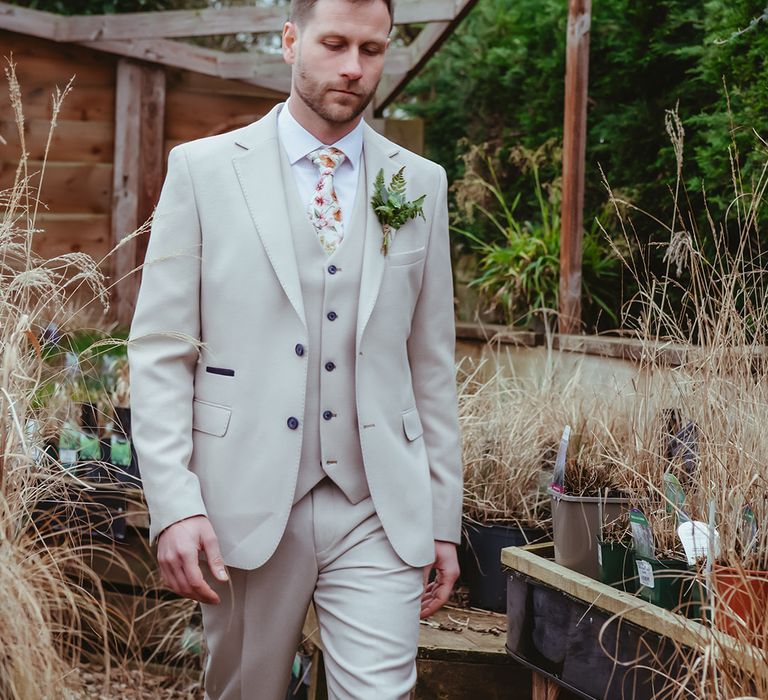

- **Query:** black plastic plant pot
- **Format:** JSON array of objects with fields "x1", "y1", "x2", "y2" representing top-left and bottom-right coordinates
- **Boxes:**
[
  {"x1": 635, "y1": 556, "x2": 691, "y2": 611},
  {"x1": 599, "y1": 540, "x2": 637, "y2": 594},
  {"x1": 460, "y1": 520, "x2": 548, "y2": 612},
  {"x1": 506, "y1": 572, "x2": 688, "y2": 699}
]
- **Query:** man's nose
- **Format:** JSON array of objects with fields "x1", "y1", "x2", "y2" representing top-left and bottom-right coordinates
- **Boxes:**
[{"x1": 340, "y1": 49, "x2": 363, "y2": 80}]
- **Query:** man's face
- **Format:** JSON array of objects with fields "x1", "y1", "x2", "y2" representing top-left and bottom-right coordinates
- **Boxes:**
[{"x1": 282, "y1": 0, "x2": 391, "y2": 125}]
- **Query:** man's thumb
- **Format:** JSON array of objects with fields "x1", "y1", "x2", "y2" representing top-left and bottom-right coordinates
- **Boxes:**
[{"x1": 202, "y1": 531, "x2": 228, "y2": 582}]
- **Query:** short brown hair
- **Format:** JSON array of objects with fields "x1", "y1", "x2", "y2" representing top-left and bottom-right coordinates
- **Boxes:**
[{"x1": 290, "y1": 0, "x2": 394, "y2": 31}]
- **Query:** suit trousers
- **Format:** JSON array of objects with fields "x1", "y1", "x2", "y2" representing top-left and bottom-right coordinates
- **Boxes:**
[{"x1": 199, "y1": 476, "x2": 424, "y2": 700}]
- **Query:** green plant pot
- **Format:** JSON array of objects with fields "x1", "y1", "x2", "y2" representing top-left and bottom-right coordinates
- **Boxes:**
[
  {"x1": 682, "y1": 573, "x2": 708, "y2": 623},
  {"x1": 635, "y1": 556, "x2": 692, "y2": 612},
  {"x1": 598, "y1": 540, "x2": 637, "y2": 593}
]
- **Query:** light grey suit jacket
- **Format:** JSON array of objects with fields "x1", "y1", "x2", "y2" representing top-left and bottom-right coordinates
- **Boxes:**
[{"x1": 127, "y1": 103, "x2": 463, "y2": 569}]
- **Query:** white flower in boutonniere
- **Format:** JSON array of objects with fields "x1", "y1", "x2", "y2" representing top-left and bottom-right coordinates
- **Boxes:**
[{"x1": 371, "y1": 166, "x2": 427, "y2": 256}]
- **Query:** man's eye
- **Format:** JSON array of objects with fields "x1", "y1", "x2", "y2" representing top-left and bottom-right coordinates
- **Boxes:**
[
  {"x1": 324, "y1": 42, "x2": 343, "y2": 50},
  {"x1": 363, "y1": 46, "x2": 382, "y2": 55}
]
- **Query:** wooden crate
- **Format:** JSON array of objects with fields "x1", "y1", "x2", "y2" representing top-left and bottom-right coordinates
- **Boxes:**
[{"x1": 501, "y1": 545, "x2": 766, "y2": 700}]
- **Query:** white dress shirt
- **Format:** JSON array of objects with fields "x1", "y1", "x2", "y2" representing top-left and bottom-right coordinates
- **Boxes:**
[{"x1": 276, "y1": 99, "x2": 364, "y2": 227}]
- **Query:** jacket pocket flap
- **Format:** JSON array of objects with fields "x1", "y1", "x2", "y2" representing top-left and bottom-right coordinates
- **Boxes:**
[
  {"x1": 192, "y1": 399, "x2": 232, "y2": 437},
  {"x1": 402, "y1": 407, "x2": 424, "y2": 441},
  {"x1": 388, "y1": 246, "x2": 426, "y2": 267}
]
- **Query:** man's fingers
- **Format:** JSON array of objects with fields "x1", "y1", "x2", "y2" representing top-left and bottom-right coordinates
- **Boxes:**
[
  {"x1": 202, "y1": 531, "x2": 229, "y2": 582},
  {"x1": 180, "y1": 549, "x2": 220, "y2": 605},
  {"x1": 159, "y1": 560, "x2": 183, "y2": 596}
]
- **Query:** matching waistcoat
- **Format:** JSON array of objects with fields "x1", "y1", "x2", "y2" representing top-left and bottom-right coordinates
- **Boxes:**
[{"x1": 277, "y1": 143, "x2": 371, "y2": 506}]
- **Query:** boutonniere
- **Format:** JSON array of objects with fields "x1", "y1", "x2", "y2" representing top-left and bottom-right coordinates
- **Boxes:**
[{"x1": 371, "y1": 167, "x2": 426, "y2": 256}]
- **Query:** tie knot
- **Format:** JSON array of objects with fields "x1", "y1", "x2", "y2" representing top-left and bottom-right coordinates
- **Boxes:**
[{"x1": 307, "y1": 146, "x2": 346, "y2": 175}]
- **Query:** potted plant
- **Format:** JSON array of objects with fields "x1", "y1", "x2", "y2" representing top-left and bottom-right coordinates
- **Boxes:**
[{"x1": 457, "y1": 360, "x2": 552, "y2": 611}]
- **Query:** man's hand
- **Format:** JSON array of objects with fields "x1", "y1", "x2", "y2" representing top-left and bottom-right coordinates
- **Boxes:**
[
  {"x1": 420, "y1": 540, "x2": 460, "y2": 619},
  {"x1": 157, "y1": 515, "x2": 229, "y2": 605}
]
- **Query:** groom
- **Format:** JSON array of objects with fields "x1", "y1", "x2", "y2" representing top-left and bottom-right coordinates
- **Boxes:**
[{"x1": 127, "y1": 0, "x2": 463, "y2": 697}]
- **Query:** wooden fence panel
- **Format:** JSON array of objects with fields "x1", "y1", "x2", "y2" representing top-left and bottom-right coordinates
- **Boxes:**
[
  {"x1": 0, "y1": 160, "x2": 112, "y2": 213},
  {"x1": 0, "y1": 118, "x2": 113, "y2": 162}
]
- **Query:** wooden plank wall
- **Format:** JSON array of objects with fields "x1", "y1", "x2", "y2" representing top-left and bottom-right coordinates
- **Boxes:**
[
  {"x1": 0, "y1": 30, "x2": 116, "y2": 264},
  {"x1": 0, "y1": 29, "x2": 285, "y2": 318}
]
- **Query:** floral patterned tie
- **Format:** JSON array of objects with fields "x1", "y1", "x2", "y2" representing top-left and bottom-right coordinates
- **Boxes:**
[{"x1": 306, "y1": 146, "x2": 346, "y2": 255}]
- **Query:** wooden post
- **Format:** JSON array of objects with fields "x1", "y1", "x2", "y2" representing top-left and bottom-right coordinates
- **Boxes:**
[
  {"x1": 136, "y1": 64, "x2": 166, "y2": 275},
  {"x1": 532, "y1": 673, "x2": 562, "y2": 700},
  {"x1": 558, "y1": 0, "x2": 591, "y2": 334},
  {"x1": 111, "y1": 58, "x2": 166, "y2": 328}
]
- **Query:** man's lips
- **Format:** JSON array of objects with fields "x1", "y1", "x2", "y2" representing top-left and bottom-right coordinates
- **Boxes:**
[{"x1": 330, "y1": 88, "x2": 359, "y2": 96}]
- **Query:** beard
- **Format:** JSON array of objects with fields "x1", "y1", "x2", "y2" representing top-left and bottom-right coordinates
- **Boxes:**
[{"x1": 294, "y1": 61, "x2": 377, "y2": 124}]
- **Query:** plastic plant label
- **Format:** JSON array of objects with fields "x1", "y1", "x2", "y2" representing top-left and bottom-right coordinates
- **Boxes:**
[
  {"x1": 59, "y1": 448, "x2": 78, "y2": 465},
  {"x1": 597, "y1": 544, "x2": 603, "y2": 567},
  {"x1": 79, "y1": 434, "x2": 101, "y2": 461},
  {"x1": 636, "y1": 559, "x2": 655, "y2": 589},
  {"x1": 110, "y1": 435, "x2": 132, "y2": 467},
  {"x1": 59, "y1": 422, "x2": 80, "y2": 467},
  {"x1": 741, "y1": 505, "x2": 758, "y2": 555},
  {"x1": 550, "y1": 425, "x2": 571, "y2": 493},
  {"x1": 678, "y1": 520, "x2": 720, "y2": 565},
  {"x1": 663, "y1": 472, "x2": 689, "y2": 523},
  {"x1": 630, "y1": 508, "x2": 655, "y2": 560}
]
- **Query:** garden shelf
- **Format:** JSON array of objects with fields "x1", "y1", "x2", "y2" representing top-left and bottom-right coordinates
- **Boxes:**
[{"x1": 501, "y1": 544, "x2": 764, "y2": 700}]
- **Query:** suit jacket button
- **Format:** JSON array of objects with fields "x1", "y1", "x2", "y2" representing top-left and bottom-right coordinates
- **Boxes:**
[
  {"x1": 287, "y1": 416, "x2": 299, "y2": 430},
  {"x1": 327, "y1": 311, "x2": 338, "y2": 321},
  {"x1": 328, "y1": 264, "x2": 338, "y2": 275},
  {"x1": 325, "y1": 361, "x2": 336, "y2": 372},
  {"x1": 322, "y1": 410, "x2": 333, "y2": 421},
  {"x1": 295, "y1": 343, "x2": 305, "y2": 357}
]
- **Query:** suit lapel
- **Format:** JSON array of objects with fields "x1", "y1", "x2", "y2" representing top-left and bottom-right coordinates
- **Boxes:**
[
  {"x1": 232, "y1": 104, "x2": 307, "y2": 330},
  {"x1": 356, "y1": 122, "x2": 401, "y2": 350}
]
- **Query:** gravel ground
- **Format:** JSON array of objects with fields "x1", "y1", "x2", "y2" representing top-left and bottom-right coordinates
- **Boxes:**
[{"x1": 73, "y1": 664, "x2": 204, "y2": 699}]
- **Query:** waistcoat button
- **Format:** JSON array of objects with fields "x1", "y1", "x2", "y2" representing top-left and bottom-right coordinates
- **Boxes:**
[
  {"x1": 325, "y1": 361, "x2": 336, "y2": 372},
  {"x1": 295, "y1": 343, "x2": 305, "y2": 357},
  {"x1": 322, "y1": 410, "x2": 333, "y2": 421},
  {"x1": 287, "y1": 416, "x2": 299, "y2": 430},
  {"x1": 327, "y1": 311, "x2": 338, "y2": 321},
  {"x1": 328, "y1": 264, "x2": 338, "y2": 274}
]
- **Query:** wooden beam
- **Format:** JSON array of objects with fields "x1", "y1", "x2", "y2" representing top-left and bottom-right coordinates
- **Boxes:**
[
  {"x1": 374, "y1": 0, "x2": 481, "y2": 114},
  {"x1": 0, "y1": 3, "x2": 64, "y2": 41},
  {"x1": 374, "y1": 21, "x2": 449, "y2": 112},
  {"x1": 112, "y1": 59, "x2": 142, "y2": 327},
  {"x1": 78, "y1": 38, "x2": 291, "y2": 94},
  {"x1": 111, "y1": 60, "x2": 166, "y2": 327},
  {"x1": 53, "y1": 6, "x2": 288, "y2": 42},
  {"x1": 558, "y1": 0, "x2": 591, "y2": 334},
  {"x1": 0, "y1": 0, "x2": 464, "y2": 41},
  {"x1": 135, "y1": 64, "x2": 166, "y2": 291}
]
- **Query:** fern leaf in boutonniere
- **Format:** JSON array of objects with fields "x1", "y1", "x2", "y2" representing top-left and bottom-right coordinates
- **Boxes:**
[{"x1": 371, "y1": 166, "x2": 427, "y2": 256}]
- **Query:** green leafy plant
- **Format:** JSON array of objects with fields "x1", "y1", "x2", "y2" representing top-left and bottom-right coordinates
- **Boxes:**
[
  {"x1": 371, "y1": 166, "x2": 426, "y2": 255},
  {"x1": 452, "y1": 140, "x2": 623, "y2": 328}
]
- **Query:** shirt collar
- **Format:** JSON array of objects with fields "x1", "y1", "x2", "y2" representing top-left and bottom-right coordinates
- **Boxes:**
[{"x1": 277, "y1": 99, "x2": 364, "y2": 171}]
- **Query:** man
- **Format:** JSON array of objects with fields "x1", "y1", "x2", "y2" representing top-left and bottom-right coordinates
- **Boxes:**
[{"x1": 127, "y1": 0, "x2": 463, "y2": 697}]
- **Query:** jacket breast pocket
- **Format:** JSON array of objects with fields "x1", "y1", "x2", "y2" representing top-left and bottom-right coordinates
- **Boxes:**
[
  {"x1": 192, "y1": 398, "x2": 232, "y2": 437},
  {"x1": 402, "y1": 406, "x2": 424, "y2": 441},
  {"x1": 388, "y1": 246, "x2": 426, "y2": 267}
]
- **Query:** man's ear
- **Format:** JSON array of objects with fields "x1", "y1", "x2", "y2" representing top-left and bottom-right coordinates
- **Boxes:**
[{"x1": 282, "y1": 21, "x2": 298, "y2": 64}]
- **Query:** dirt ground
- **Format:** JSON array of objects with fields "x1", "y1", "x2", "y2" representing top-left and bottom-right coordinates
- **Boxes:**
[{"x1": 74, "y1": 664, "x2": 205, "y2": 699}]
